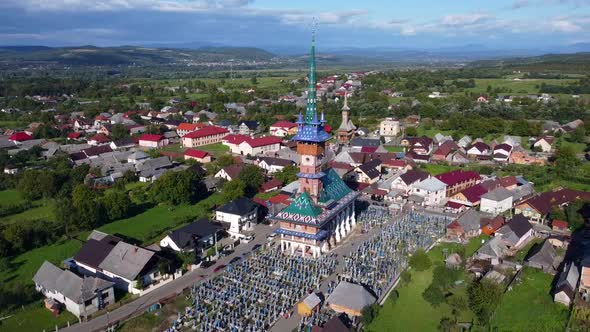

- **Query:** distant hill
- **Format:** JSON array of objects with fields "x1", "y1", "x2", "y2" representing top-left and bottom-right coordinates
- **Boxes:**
[
  {"x1": 0, "y1": 45, "x2": 277, "y2": 66},
  {"x1": 467, "y1": 52, "x2": 590, "y2": 72}
]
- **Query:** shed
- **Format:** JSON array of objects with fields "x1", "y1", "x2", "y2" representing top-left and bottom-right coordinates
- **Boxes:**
[
  {"x1": 326, "y1": 281, "x2": 376, "y2": 317},
  {"x1": 297, "y1": 292, "x2": 322, "y2": 317}
]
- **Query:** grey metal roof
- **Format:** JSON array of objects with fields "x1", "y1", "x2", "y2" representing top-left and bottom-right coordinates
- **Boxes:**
[
  {"x1": 481, "y1": 187, "x2": 513, "y2": 201},
  {"x1": 476, "y1": 236, "x2": 509, "y2": 259},
  {"x1": 456, "y1": 209, "x2": 482, "y2": 233},
  {"x1": 526, "y1": 240, "x2": 559, "y2": 269},
  {"x1": 98, "y1": 242, "x2": 155, "y2": 281},
  {"x1": 33, "y1": 261, "x2": 113, "y2": 304},
  {"x1": 555, "y1": 262, "x2": 579, "y2": 291},
  {"x1": 302, "y1": 292, "x2": 322, "y2": 309},
  {"x1": 326, "y1": 281, "x2": 376, "y2": 312},
  {"x1": 216, "y1": 197, "x2": 257, "y2": 216},
  {"x1": 413, "y1": 177, "x2": 446, "y2": 192}
]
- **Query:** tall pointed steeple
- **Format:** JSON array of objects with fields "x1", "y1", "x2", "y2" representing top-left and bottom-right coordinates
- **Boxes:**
[{"x1": 305, "y1": 32, "x2": 318, "y2": 125}]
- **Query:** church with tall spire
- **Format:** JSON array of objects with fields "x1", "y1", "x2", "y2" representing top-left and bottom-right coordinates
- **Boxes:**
[
  {"x1": 271, "y1": 33, "x2": 359, "y2": 258},
  {"x1": 337, "y1": 93, "x2": 356, "y2": 145}
]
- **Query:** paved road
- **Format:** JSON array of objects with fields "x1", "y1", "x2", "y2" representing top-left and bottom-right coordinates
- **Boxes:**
[{"x1": 61, "y1": 224, "x2": 277, "y2": 332}]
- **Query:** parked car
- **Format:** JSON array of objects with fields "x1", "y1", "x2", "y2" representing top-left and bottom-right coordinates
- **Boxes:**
[
  {"x1": 213, "y1": 264, "x2": 226, "y2": 273},
  {"x1": 242, "y1": 235, "x2": 254, "y2": 243},
  {"x1": 252, "y1": 244, "x2": 262, "y2": 251},
  {"x1": 267, "y1": 232, "x2": 277, "y2": 241},
  {"x1": 230, "y1": 256, "x2": 242, "y2": 264}
]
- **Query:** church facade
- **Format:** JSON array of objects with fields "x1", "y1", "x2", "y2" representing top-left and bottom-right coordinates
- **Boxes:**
[{"x1": 271, "y1": 35, "x2": 359, "y2": 257}]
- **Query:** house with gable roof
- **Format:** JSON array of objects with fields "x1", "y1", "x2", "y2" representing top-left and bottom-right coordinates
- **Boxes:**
[
  {"x1": 215, "y1": 197, "x2": 259, "y2": 239},
  {"x1": 446, "y1": 209, "x2": 483, "y2": 240},
  {"x1": 33, "y1": 261, "x2": 115, "y2": 318},
  {"x1": 409, "y1": 177, "x2": 447, "y2": 207},
  {"x1": 553, "y1": 262, "x2": 579, "y2": 306}
]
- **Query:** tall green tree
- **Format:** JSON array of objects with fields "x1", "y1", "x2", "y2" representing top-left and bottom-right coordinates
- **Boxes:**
[
  {"x1": 275, "y1": 165, "x2": 298, "y2": 185},
  {"x1": 222, "y1": 179, "x2": 246, "y2": 202},
  {"x1": 238, "y1": 164, "x2": 264, "y2": 197},
  {"x1": 72, "y1": 184, "x2": 104, "y2": 229},
  {"x1": 111, "y1": 123, "x2": 130, "y2": 141},
  {"x1": 102, "y1": 190, "x2": 132, "y2": 221},
  {"x1": 467, "y1": 280, "x2": 503, "y2": 326}
]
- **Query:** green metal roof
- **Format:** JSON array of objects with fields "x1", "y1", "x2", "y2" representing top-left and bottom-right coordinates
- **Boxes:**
[
  {"x1": 282, "y1": 191, "x2": 322, "y2": 217},
  {"x1": 319, "y1": 168, "x2": 352, "y2": 203}
]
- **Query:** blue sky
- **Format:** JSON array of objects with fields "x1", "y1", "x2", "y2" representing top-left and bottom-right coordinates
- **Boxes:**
[{"x1": 0, "y1": 0, "x2": 589, "y2": 50}]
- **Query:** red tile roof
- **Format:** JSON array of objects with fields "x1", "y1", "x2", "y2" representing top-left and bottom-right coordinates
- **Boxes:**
[
  {"x1": 139, "y1": 134, "x2": 164, "y2": 142},
  {"x1": 269, "y1": 193, "x2": 291, "y2": 205},
  {"x1": 260, "y1": 178, "x2": 283, "y2": 192},
  {"x1": 499, "y1": 176, "x2": 518, "y2": 188},
  {"x1": 242, "y1": 136, "x2": 282, "y2": 148},
  {"x1": 177, "y1": 123, "x2": 200, "y2": 131},
  {"x1": 469, "y1": 142, "x2": 490, "y2": 153},
  {"x1": 457, "y1": 184, "x2": 488, "y2": 203},
  {"x1": 270, "y1": 121, "x2": 297, "y2": 129},
  {"x1": 324, "y1": 124, "x2": 332, "y2": 133},
  {"x1": 67, "y1": 132, "x2": 82, "y2": 139},
  {"x1": 523, "y1": 189, "x2": 590, "y2": 215},
  {"x1": 184, "y1": 126, "x2": 229, "y2": 139},
  {"x1": 481, "y1": 216, "x2": 505, "y2": 235},
  {"x1": 89, "y1": 134, "x2": 111, "y2": 143},
  {"x1": 223, "y1": 134, "x2": 250, "y2": 145},
  {"x1": 446, "y1": 201, "x2": 465, "y2": 209},
  {"x1": 184, "y1": 149, "x2": 209, "y2": 159},
  {"x1": 360, "y1": 146, "x2": 378, "y2": 153},
  {"x1": 433, "y1": 140, "x2": 458, "y2": 157},
  {"x1": 552, "y1": 219, "x2": 568, "y2": 230},
  {"x1": 382, "y1": 159, "x2": 408, "y2": 168},
  {"x1": 436, "y1": 170, "x2": 481, "y2": 187},
  {"x1": 8, "y1": 132, "x2": 32, "y2": 141}
]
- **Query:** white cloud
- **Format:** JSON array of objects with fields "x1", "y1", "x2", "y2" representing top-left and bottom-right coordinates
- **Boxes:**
[
  {"x1": 550, "y1": 18, "x2": 583, "y2": 32},
  {"x1": 440, "y1": 13, "x2": 492, "y2": 27}
]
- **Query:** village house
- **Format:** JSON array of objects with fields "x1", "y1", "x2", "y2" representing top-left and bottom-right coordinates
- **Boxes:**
[
  {"x1": 457, "y1": 136, "x2": 472, "y2": 149},
  {"x1": 109, "y1": 137, "x2": 136, "y2": 150},
  {"x1": 348, "y1": 159, "x2": 382, "y2": 184},
  {"x1": 215, "y1": 197, "x2": 259, "y2": 239},
  {"x1": 257, "y1": 156, "x2": 295, "y2": 174},
  {"x1": 238, "y1": 120, "x2": 260, "y2": 135},
  {"x1": 533, "y1": 136, "x2": 554, "y2": 152},
  {"x1": 436, "y1": 170, "x2": 481, "y2": 197},
  {"x1": 480, "y1": 187, "x2": 513, "y2": 214},
  {"x1": 8, "y1": 132, "x2": 33, "y2": 143},
  {"x1": 467, "y1": 142, "x2": 491, "y2": 157},
  {"x1": 260, "y1": 178, "x2": 283, "y2": 193},
  {"x1": 553, "y1": 262, "x2": 580, "y2": 306},
  {"x1": 493, "y1": 143, "x2": 512, "y2": 163},
  {"x1": 184, "y1": 149, "x2": 212, "y2": 163},
  {"x1": 481, "y1": 215, "x2": 506, "y2": 236},
  {"x1": 72, "y1": 231, "x2": 176, "y2": 295},
  {"x1": 215, "y1": 164, "x2": 242, "y2": 181},
  {"x1": 138, "y1": 134, "x2": 169, "y2": 148},
  {"x1": 580, "y1": 250, "x2": 590, "y2": 301},
  {"x1": 409, "y1": 177, "x2": 447, "y2": 207},
  {"x1": 432, "y1": 140, "x2": 460, "y2": 162},
  {"x1": 449, "y1": 184, "x2": 488, "y2": 207},
  {"x1": 182, "y1": 126, "x2": 229, "y2": 148},
  {"x1": 379, "y1": 118, "x2": 400, "y2": 137},
  {"x1": 401, "y1": 136, "x2": 434, "y2": 155},
  {"x1": 514, "y1": 189, "x2": 590, "y2": 224},
  {"x1": 446, "y1": 209, "x2": 483, "y2": 240},
  {"x1": 159, "y1": 218, "x2": 223, "y2": 254},
  {"x1": 33, "y1": 261, "x2": 115, "y2": 319},
  {"x1": 176, "y1": 123, "x2": 204, "y2": 137},
  {"x1": 525, "y1": 240, "x2": 561, "y2": 273},
  {"x1": 391, "y1": 170, "x2": 430, "y2": 195},
  {"x1": 234, "y1": 136, "x2": 283, "y2": 156},
  {"x1": 88, "y1": 134, "x2": 112, "y2": 146},
  {"x1": 475, "y1": 236, "x2": 509, "y2": 263},
  {"x1": 269, "y1": 121, "x2": 298, "y2": 137},
  {"x1": 495, "y1": 215, "x2": 533, "y2": 249}
]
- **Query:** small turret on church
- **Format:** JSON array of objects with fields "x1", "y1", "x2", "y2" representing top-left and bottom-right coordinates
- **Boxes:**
[{"x1": 337, "y1": 93, "x2": 356, "y2": 145}]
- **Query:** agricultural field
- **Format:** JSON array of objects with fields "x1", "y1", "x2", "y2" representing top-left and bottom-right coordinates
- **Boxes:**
[
  {"x1": 449, "y1": 78, "x2": 579, "y2": 95},
  {"x1": 491, "y1": 267, "x2": 569, "y2": 332},
  {"x1": 0, "y1": 202, "x2": 55, "y2": 225}
]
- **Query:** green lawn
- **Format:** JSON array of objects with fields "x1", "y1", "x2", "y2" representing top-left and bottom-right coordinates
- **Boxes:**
[
  {"x1": 557, "y1": 138, "x2": 587, "y2": 154},
  {"x1": 368, "y1": 245, "x2": 474, "y2": 332},
  {"x1": 99, "y1": 193, "x2": 224, "y2": 245},
  {"x1": 384, "y1": 145, "x2": 404, "y2": 153},
  {"x1": 415, "y1": 125, "x2": 455, "y2": 138},
  {"x1": 453, "y1": 78, "x2": 578, "y2": 95},
  {"x1": 536, "y1": 179, "x2": 590, "y2": 193},
  {"x1": 513, "y1": 238, "x2": 544, "y2": 263},
  {"x1": 0, "y1": 190, "x2": 24, "y2": 205},
  {"x1": 0, "y1": 201, "x2": 55, "y2": 225},
  {"x1": 0, "y1": 303, "x2": 77, "y2": 332},
  {"x1": 255, "y1": 190, "x2": 280, "y2": 200},
  {"x1": 491, "y1": 267, "x2": 569, "y2": 332},
  {"x1": 0, "y1": 239, "x2": 82, "y2": 288},
  {"x1": 198, "y1": 143, "x2": 230, "y2": 158},
  {"x1": 419, "y1": 163, "x2": 459, "y2": 175}
]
